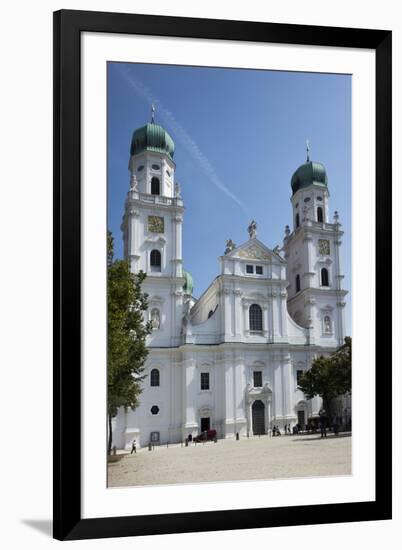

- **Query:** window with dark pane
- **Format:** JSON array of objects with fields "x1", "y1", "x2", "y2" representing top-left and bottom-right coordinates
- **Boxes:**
[
  {"x1": 150, "y1": 249, "x2": 161, "y2": 271},
  {"x1": 200, "y1": 372, "x2": 210, "y2": 390},
  {"x1": 150, "y1": 405, "x2": 159, "y2": 415},
  {"x1": 150, "y1": 368, "x2": 160, "y2": 387},
  {"x1": 321, "y1": 267, "x2": 329, "y2": 286},
  {"x1": 256, "y1": 266, "x2": 263, "y2": 275},
  {"x1": 296, "y1": 274, "x2": 301, "y2": 293},
  {"x1": 249, "y1": 304, "x2": 263, "y2": 331},
  {"x1": 297, "y1": 370, "x2": 304, "y2": 385},
  {"x1": 253, "y1": 371, "x2": 263, "y2": 387},
  {"x1": 246, "y1": 265, "x2": 253, "y2": 274},
  {"x1": 151, "y1": 177, "x2": 160, "y2": 195}
]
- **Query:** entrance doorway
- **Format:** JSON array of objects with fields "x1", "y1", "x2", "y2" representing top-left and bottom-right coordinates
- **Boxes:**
[
  {"x1": 297, "y1": 410, "x2": 306, "y2": 429},
  {"x1": 252, "y1": 400, "x2": 265, "y2": 435},
  {"x1": 200, "y1": 417, "x2": 210, "y2": 432}
]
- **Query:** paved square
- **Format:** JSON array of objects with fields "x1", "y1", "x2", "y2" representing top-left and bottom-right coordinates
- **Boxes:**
[{"x1": 108, "y1": 433, "x2": 351, "y2": 487}]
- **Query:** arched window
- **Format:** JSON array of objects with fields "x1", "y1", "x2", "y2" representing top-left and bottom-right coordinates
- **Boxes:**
[
  {"x1": 151, "y1": 308, "x2": 160, "y2": 329},
  {"x1": 317, "y1": 206, "x2": 323, "y2": 222},
  {"x1": 321, "y1": 267, "x2": 329, "y2": 286},
  {"x1": 295, "y1": 213, "x2": 300, "y2": 228},
  {"x1": 151, "y1": 177, "x2": 160, "y2": 195},
  {"x1": 249, "y1": 304, "x2": 263, "y2": 332},
  {"x1": 296, "y1": 274, "x2": 301, "y2": 293},
  {"x1": 150, "y1": 249, "x2": 161, "y2": 271},
  {"x1": 150, "y1": 368, "x2": 160, "y2": 387}
]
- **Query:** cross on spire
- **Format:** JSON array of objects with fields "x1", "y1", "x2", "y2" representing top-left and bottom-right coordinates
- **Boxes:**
[
  {"x1": 151, "y1": 103, "x2": 156, "y2": 124},
  {"x1": 306, "y1": 139, "x2": 310, "y2": 162}
]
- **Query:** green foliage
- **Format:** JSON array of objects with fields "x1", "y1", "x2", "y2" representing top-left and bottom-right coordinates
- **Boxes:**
[
  {"x1": 298, "y1": 337, "x2": 352, "y2": 417},
  {"x1": 107, "y1": 231, "x2": 152, "y2": 422}
]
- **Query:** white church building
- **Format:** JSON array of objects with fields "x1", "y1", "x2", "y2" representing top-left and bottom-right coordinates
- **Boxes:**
[{"x1": 112, "y1": 119, "x2": 348, "y2": 449}]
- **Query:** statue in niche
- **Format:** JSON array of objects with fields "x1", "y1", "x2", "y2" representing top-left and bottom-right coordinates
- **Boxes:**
[
  {"x1": 324, "y1": 315, "x2": 331, "y2": 333},
  {"x1": 151, "y1": 308, "x2": 160, "y2": 330},
  {"x1": 248, "y1": 220, "x2": 257, "y2": 239}
]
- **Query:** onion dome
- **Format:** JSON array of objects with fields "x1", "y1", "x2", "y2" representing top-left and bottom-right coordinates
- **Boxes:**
[
  {"x1": 130, "y1": 123, "x2": 175, "y2": 160},
  {"x1": 291, "y1": 160, "x2": 328, "y2": 195},
  {"x1": 182, "y1": 270, "x2": 194, "y2": 295}
]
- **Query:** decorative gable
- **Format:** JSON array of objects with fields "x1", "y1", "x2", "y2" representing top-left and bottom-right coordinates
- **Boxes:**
[{"x1": 226, "y1": 238, "x2": 285, "y2": 264}]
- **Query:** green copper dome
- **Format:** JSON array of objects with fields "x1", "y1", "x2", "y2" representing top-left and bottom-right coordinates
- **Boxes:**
[
  {"x1": 291, "y1": 160, "x2": 328, "y2": 195},
  {"x1": 130, "y1": 123, "x2": 175, "y2": 160},
  {"x1": 182, "y1": 270, "x2": 194, "y2": 295}
]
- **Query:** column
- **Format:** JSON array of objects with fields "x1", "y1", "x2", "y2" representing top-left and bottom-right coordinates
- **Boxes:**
[
  {"x1": 279, "y1": 289, "x2": 288, "y2": 340},
  {"x1": 128, "y1": 208, "x2": 140, "y2": 271},
  {"x1": 262, "y1": 303, "x2": 269, "y2": 339},
  {"x1": 224, "y1": 352, "x2": 234, "y2": 437},
  {"x1": 243, "y1": 301, "x2": 250, "y2": 337},
  {"x1": 181, "y1": 355, "x2": 198, "y2": 439},
  {"x1": 234, "y1": 353, "x2": 247, "y2": 435}
]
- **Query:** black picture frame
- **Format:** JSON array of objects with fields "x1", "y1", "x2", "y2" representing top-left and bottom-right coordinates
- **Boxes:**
[{"x1": 53, "y1": 9, "x2": 392, "y2": 541}]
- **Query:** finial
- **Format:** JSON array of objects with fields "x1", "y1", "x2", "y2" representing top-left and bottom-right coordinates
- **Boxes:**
[
  {"x1": 151, "y1": 103, "x2": 156, "y2": 124},
  {"x1": 306, "y1": 139, "x2": 310, "y2": 162}
]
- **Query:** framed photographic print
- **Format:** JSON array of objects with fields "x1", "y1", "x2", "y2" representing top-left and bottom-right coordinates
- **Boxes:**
[{"x1": 53, "y1": 9, "x2": 392, "y2": 541}]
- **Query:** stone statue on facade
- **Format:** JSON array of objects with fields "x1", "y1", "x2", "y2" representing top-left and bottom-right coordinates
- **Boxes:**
[
  {"x1": 151, "y1": 308, "x2": 160, "y2": 330},
  {"x1": 130, "y1": 173, "x2": 138, "y2": 191},
  {"x1": 175, "y1": 182, "x2": 182, "y2": 199},
  {"x1": 248, "y1": 219, "x2": 257, "y2": 239},
  {"x1": 224, "y1": 239, "x2": 236, "y2": 255}
]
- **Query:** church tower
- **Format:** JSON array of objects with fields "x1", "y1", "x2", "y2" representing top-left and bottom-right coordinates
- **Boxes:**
[
  {"x1": 121, "y1": 110, "x2": 185, "y2": 347},
  {"x1": 283, "y1": 145, "x2": 348, "y2": 346}
]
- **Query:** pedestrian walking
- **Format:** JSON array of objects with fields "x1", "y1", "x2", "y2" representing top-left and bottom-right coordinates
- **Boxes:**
[
  {"x1": 319, "y1": 409, "x2": 327, "y2": 438},
  {"x1": 131, "y1": 439, "x2": 137, "y2": 454}
]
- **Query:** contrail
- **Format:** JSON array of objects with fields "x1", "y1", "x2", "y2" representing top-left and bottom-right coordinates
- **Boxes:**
[{"x1": 116, "y1": 65, "x2": 247, "y2": 213}]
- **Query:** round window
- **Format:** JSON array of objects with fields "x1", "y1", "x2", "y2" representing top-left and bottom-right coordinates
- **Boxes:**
[
  {"x1": 137, "y1": 165, "x2": 144, "y2": 172},
  {"x1": 150, "y1": 405, "x2": 160, "y2": 415},
  {"x1": 166, "y1": 170, "x2": 171, "y2": 177},
  {"x1": 317, "y1": 196, "x2": 323, "y2": 201},
  {"x1": 304, "y1": 197, "x2": 311, "y2": 203},
  {"x1": 152, "y1": 164, "x2": 160, "y2": 170}
]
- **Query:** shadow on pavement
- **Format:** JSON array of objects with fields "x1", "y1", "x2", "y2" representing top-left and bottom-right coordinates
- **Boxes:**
[{"x1": 291, "y1": 432, "x2": 352, "y2": 442}]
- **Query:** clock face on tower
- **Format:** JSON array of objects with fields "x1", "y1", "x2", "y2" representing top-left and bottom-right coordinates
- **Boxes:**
[
  {"x1": 148, "y1": 215, "x2": 164, "y2": 233},
  {"x1": 318, "y1": 239, "x2": 330, "y2": 256}
]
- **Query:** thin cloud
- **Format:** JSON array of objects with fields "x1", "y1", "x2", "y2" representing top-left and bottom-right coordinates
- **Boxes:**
[{"x1": 117, "y1": 65, "x2": 247, "y2": 213}]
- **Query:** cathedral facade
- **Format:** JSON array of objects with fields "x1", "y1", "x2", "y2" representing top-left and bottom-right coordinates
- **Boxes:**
[{"x1": 112, "y1": 120, "x2": 348, "y2": 449}]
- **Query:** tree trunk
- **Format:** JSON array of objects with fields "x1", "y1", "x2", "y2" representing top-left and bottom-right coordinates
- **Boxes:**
[
  {"x1": 323, "y1": 395, "x2": 333, "y2": 425},
  {"x1": 108, "y1": 414, "x2": 113, "y2": 455}
]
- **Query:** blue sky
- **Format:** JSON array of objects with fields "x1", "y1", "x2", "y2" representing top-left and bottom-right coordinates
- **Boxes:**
[{"x1": 108, "y1": 62, "x2": 351, "y2": 336}]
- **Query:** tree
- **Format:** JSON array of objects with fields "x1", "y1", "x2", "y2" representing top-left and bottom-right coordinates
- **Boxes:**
[
  {"x1": 107, "y1": 231, "x2": 152, "y2": 454},
  {"x1": 298, "y1": 337, "x2": 352, "y2": 422}
]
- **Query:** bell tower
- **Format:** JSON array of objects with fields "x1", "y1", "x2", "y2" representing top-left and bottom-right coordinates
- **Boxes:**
[
  {"x1": 121, "y1": 109, "x2": 185, "y2": 346},
  {"x1": 283, "y1": 145, "x2": 348, "y2": 346}
]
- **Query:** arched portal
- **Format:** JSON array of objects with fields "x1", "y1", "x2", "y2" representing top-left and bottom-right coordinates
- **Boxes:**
[{"x1": 252, "y1": 400, "x2": 265, "y2": 435}]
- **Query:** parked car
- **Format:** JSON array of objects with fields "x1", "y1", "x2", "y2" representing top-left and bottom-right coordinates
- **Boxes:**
[{"x1": 193, "y1": 429, "x2": 217, "y2": 443}]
